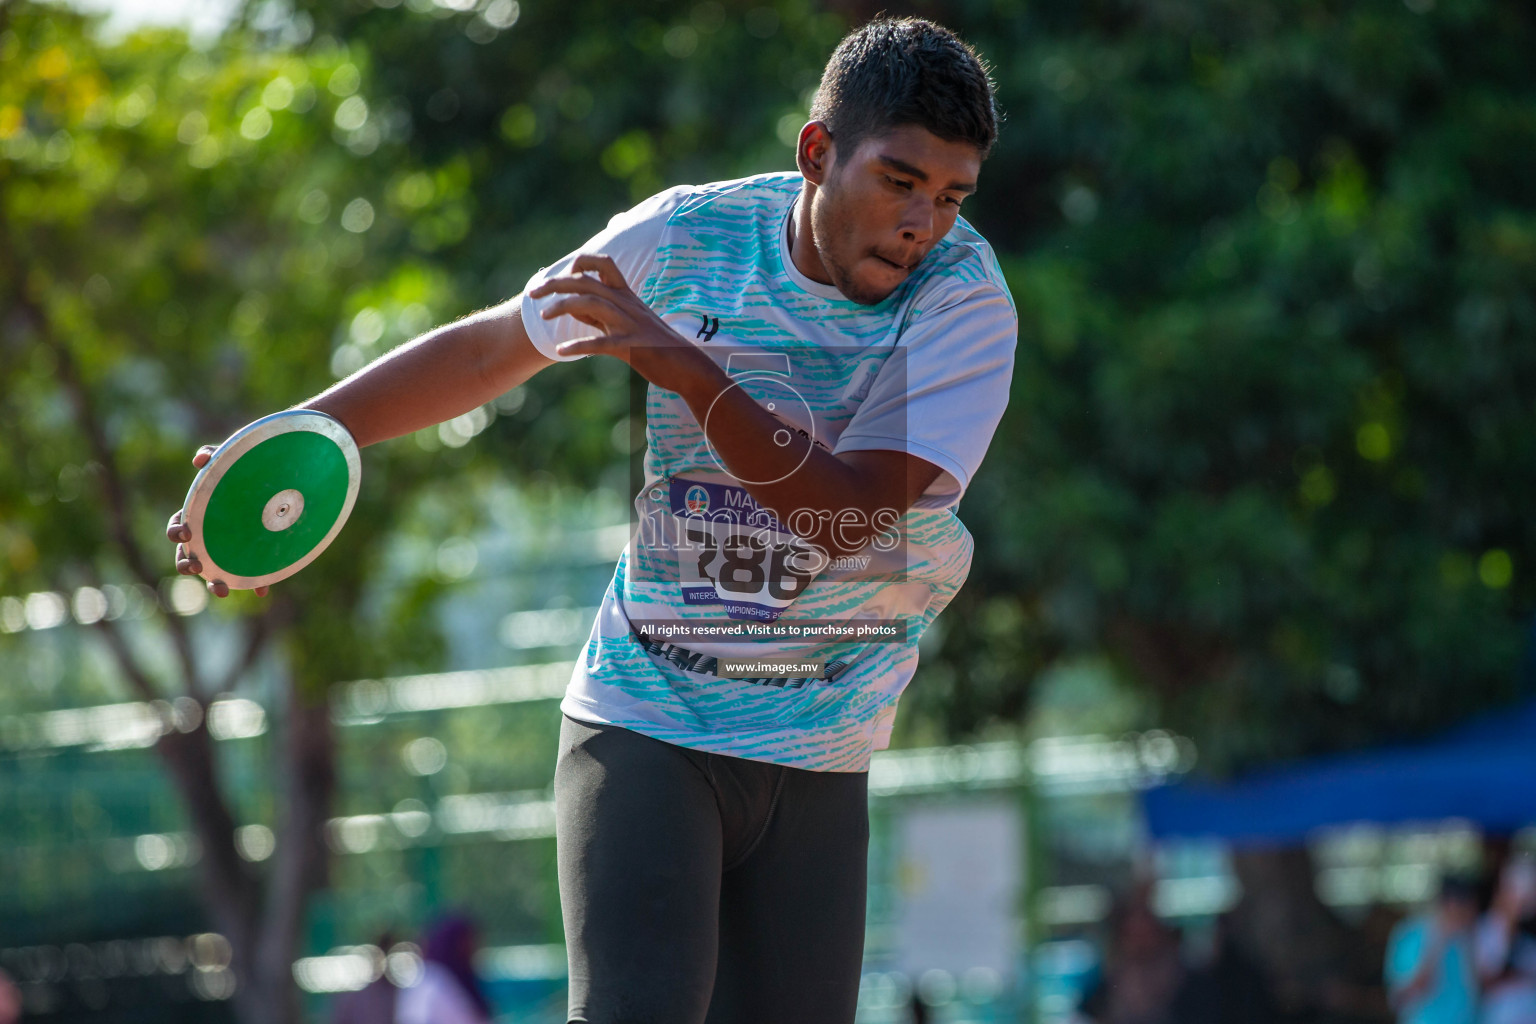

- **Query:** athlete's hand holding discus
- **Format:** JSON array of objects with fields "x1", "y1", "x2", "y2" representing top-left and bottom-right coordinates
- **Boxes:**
[
  {"x1": 166, "y1": 406, "x2": 363, "y2": 597},
  {"x1": 530, "y1": 253, "x2": 943, "y2": 561},
  {"x1": 165, "y1": 274, "x2": 556, "y2": 597},
  {"x1": 166, "y1": 446, "x2": 270, "y2": 599}
]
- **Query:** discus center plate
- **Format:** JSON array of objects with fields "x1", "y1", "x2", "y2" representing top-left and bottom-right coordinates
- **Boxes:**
[
  {"x1": 262, "y1": 488, "x2": 305, "y2": 532},
  {"x1": 180, "y1": 411, "x2": 361, "y2": 591}
]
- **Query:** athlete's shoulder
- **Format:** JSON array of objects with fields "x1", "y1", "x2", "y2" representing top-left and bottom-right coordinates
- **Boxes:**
[
  {"x1": 609, "y1": 175, "x2": 795, "y2": 239},
  {"x1": 643, "y1": 172, "x2": 799, "y2": 224},
  {"x1": 909, "y1": 215, "x2": 1015, "y2": 316}
]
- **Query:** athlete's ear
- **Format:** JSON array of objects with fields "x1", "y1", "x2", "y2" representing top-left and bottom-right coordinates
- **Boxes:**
[{"x1": 796, "y1": 122, "x2": 834, "y2": 186}]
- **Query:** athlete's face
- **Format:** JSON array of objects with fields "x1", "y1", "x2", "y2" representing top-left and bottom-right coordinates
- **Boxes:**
[{"x1": 801, "y1": 123, "x2": 982, "y2": 306}]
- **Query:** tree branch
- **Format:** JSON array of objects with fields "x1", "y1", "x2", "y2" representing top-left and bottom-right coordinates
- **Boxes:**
[
  {"x1": 88, "y1": 594, "x2": 261, "y2": 948},
  {"x1": 211, "y1": 596, "x2": 292, "y2": 699},
  {"x1": 44, "y1": 338, "x2": 158, "y2": 589},
  {"x1": 157, "y1": 723, "x2": 263, "y2": 956},
  {"x1": 89, "y1": 616, "x2": 162, "y2": 704},
  {"x1": 256, "y1": 679, "x2": 335, "y2": 1024},
  {"x1": 30, "y1": 308, "x2": 206, "y2": 697},
  {"x1": 17, "y1": 294, "x2": 267, "y2": 1011}
]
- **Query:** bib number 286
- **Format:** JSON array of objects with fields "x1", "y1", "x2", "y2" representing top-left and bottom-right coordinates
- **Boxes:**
[{"x1": 683, "y1": 522, "x2": 822, "y2": 617}]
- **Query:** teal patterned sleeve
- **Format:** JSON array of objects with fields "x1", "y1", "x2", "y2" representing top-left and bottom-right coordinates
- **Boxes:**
[{"x1": 519, "y1": 186, "x2": 694, "y2": 361}]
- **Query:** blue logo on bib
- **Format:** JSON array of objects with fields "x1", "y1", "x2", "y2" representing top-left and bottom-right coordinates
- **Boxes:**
[{"x1": 684, "y1": 485, "x2": 710, "y2": 514}]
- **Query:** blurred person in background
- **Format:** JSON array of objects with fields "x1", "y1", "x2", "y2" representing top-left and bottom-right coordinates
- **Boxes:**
[
  {"x1": 1171, "y1": 911, "x2": 1281, "y2": 1024},
  {"x1": 331, "y1": 932, "x2": 400, "y2": 1024},
  {"x1": 396, "y1": 915, "x2": 493, "y2": 1024},
  {"x1": 1386, "y1": 876, "x2": 1481, "y2": 1024},
  {"x1": 1476, "y1": 859, "x2": 1536, "y2": 1024},
  {"x1": 1074, "y1": 889, "x2": 1186, "y2": 1024}
]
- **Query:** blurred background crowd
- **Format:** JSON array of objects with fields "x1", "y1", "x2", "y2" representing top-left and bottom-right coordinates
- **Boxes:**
[{"x1": 1, "y1": 0, "x2": 1534, "y2": 1020}]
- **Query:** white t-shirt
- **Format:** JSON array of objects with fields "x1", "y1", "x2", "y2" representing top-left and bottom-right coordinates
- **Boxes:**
[
  {"x1": 521, "y1": 172, "x2": 1016, "y2": 771},
  {"x1": 1475, "y1": 917, "x2": 1536, "y2": 1024}
]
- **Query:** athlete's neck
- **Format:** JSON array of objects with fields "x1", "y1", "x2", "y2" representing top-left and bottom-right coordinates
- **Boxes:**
[{"x1": 788, "y1": 189, "x2": 835, "y2": 287}]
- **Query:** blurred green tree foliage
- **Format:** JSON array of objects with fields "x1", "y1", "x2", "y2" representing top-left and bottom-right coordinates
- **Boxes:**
[
  {"x1": 934, "y1": 0, "x2": 1536, "y2": 771},
  {"x1": 0, "y1": 2, "x2": 606, "y2": 1019}
]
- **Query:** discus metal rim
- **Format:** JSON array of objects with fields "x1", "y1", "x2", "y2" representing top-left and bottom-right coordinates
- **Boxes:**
[{"x1": 181, "y1": 410, "x2": 361, "y2": 590}]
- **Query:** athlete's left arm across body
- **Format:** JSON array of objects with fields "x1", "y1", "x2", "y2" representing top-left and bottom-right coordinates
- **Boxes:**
[{"x1": 529, "y1": 253, "x2": 942, "y2": 559}]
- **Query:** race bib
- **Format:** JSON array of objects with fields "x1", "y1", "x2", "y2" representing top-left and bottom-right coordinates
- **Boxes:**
[{"x1": 669, "y1": 478, "x2": 824, "y2": 622}]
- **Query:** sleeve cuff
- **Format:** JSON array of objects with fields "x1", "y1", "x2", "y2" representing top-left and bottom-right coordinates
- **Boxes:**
[{"x1": 520, "y1": 284, "x2": 586, "y2": 362}]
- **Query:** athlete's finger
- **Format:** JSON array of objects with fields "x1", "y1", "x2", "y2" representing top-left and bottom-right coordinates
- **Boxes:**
[
  {"x1": 207, "y1": 579, "x2": 230, "y2": 599},
  {"x1": 529, "y1": 274, "x2": 622, "y2": 301},
  {"x1": 175, "y1": 541, "x2": 202, "y2": 574},
  {"x1": 166, "y1": 510, "x2": 189, "y2": 543},
  {"x1": 254, "y1": 585, "x2": 270, "y2": 597},
  {"x1": 191, "y1": 444, "x2": 216, "y2": 468},
  {"x1": 541, "y1": 294, "x2": 626, "y2": 328},
  {"x1": 569, "y1": 252, "x2": 629, "y2": 291}
]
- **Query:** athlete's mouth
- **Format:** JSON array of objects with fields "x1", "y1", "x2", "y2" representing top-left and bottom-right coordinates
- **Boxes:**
[{"x1": 874, "y1": 254, "x2": 912, "y2": 272}]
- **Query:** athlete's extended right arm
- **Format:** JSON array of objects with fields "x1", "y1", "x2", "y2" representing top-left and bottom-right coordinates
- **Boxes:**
[
  {"x1": 166, "y1": 297, "x2": 552, "y2": 594},
  {"x1": 298, "y1": 296, "x2": 552, "y2": 447}
]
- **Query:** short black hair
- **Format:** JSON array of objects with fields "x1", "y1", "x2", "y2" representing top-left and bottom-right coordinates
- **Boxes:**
[{"x1": 809, "y1": 17, "x2": 998, "y2": 160}]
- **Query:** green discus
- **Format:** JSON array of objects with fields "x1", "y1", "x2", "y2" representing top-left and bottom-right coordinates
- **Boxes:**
[{"x1": 181, "y1": 410, "x2": 361, "y2": 590}]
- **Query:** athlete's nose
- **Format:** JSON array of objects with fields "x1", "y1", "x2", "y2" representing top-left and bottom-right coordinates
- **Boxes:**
[{"x1": 898, "y1": 196, "x2": 935, "y2": 245}]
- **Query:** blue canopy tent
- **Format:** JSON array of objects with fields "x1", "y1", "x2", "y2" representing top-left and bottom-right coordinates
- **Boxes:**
[{"x1": 1141, "y1": 700, "x2": 1536, "y2": 844}]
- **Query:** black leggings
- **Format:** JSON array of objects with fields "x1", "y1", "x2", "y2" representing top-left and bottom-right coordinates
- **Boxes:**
[{"x1": 553, "y1": 715, "x2": 869, "y2": 1024}]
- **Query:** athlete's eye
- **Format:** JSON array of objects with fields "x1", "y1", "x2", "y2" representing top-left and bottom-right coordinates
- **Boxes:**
[{"x1": 884, "y1": 175, "x2": 912, "y2": 190}]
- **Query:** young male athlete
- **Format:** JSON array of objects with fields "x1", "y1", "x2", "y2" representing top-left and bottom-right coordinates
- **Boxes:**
[{"x1": 170, "y1": 16, "x2": 1014, "y2": 1023}]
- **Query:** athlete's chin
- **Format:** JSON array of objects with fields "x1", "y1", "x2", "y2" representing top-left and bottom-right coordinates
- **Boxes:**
[
  {"x1": 840, "y1": 286, "x2": 894, "y2": 306},
  {"x1": 833, "y1": 271, "x2": 901, "y2": 306}
]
